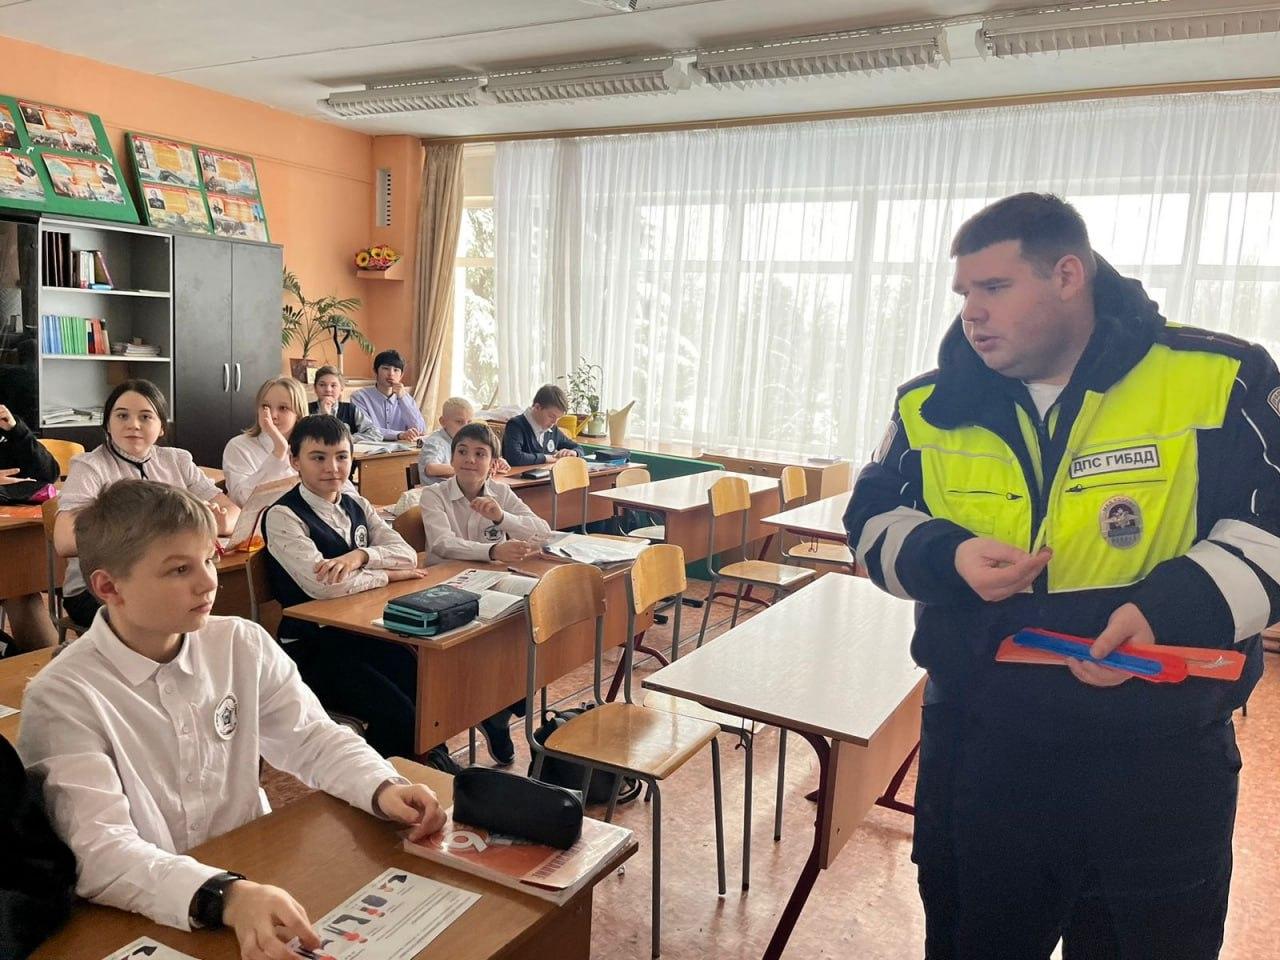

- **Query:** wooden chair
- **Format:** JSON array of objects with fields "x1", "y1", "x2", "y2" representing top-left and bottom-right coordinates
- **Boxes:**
[
  {"x1": 392, "y1": 506, "x2": 427, "y2": 553},
  {"x1": 556, "y1": 414, "x2": 584, "y2": 439},
  {"x1": 614, "y1": 467, "x2": 666, "y2": 542},
  {"x1": 524, "y1": 563, "x2": 725, "y2": 958},
  {"x1": 778, "y1": 465, "x2": 855, "y2": 571},
  {"x1": 37, "y1": 438, "x2": 84, "y2": 479},
  {"x1": 631, "y1": 544, "x2": 774, "y2": 891},
  {"x1": 39, "y1": 497, "x2": 79, "y2": 644},
  {"x1": 549, "y1": 455, "x2": 590, "y2": 533},
  {"x1": 695, "y1": 476, "x2": 815, "y2": 645}
]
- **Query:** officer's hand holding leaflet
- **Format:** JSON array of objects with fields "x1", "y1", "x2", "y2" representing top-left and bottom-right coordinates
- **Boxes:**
[
  {"x1": 954, "y1": 538, "x2": 1052, "y2": 602},
  {"x1": 1067, "y1": 601, "x2": 1156, "y2": 688}
]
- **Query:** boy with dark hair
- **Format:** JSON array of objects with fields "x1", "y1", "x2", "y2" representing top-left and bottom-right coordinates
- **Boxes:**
[
  {"x1": 260, "y1": 415, "x2": 453, "y2": 769},
  {"x1": 350, "y1": 349, "x2": 427, "y2": 441},
  {"x1": 500, "y1": 383, "x2": 584, "y2": 467},
  {"x1": 19, "y1": 479, "x2": 444, "y2": 952}
]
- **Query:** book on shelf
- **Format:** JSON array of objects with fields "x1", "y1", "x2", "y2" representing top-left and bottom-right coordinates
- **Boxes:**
[
  {"x1": 41, "y1": 406, "x2": 97, "y2": 426},
  {"x1": 442, "y1": 568, "x2": 538, "y2": 621},
  {"x1": 40, "y1": 231, "x2": 72, "y2": 287},
  {"x1": 40, "y1": 316, "x2": 110, "y2": 356},
  {"x1": 403, "y1": 808, "x2": 632, "y2": 906},
  {"x1": 72, "y1": 249, "x2": 113, "y2": 290},
  {"x1": 111, "y1": 338, "x2": 160, "y2": 357}
]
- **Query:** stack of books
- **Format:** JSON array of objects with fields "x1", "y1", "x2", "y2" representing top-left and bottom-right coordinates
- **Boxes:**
[
  {"x1": 42, "y1": 406, "x2": 101, "y2": 426},
  {"x1": 111, "y1": 340, "x2": 160, "y2": 358}
]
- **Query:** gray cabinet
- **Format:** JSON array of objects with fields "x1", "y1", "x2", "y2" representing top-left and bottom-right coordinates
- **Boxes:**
[{"x1": 173, "y1": 234, "x2": 282, "y2": 468}]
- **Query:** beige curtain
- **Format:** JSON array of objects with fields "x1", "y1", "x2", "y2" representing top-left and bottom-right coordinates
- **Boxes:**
[{"x1": 411, "y1": 142, "x2": 464, "y2": 418}]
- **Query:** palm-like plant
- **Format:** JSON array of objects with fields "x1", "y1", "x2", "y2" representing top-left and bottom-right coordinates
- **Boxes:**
[{"x1": 281, "y1": 269, "x2": 373, "y2": 361}]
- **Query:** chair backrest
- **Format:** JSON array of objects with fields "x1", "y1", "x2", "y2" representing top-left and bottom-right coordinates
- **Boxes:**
[
  {"x1": 527, "y1": 563, "x2": 605, "y2": 645},
  {"x1": 629, "y1": 543, "x2": 686, "y2": 614},
  {"x1": 393, "y1": 506, "x2": 427, "y2": 553},
  {"x1": 818, "y1": 460, "x2": 853, "y2": 498},
  {"x1": 707, "y1": 475, "x2": 751, "y2": 518},
  {"x1": 40, "y1": 495, "x2": 60, "y2": 541},
  {"x1": 614, "y1": 466, "x2": 651, "y2": 489},
  {"x1": 246, "y1": 548, "x2": 275, "y2": 606},
  {"x1": 780, "y1": 465, "x2": 807, "y2": 507},
  {"x1": 551, "y1": 455, "x2": 589, "y2": 494},
  {"x1": 556, "y1": 414, "x2": 582, "y2": 439},
  {"x1": 40, "y1": 497, "x2": 66, "y2": 610},
  {"x1": 38, "y1": 438, "x2": 84, "y2": 478}
]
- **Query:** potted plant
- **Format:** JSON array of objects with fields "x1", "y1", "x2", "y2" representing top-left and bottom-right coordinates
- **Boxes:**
[
  {"x1": 281, "y1": 269, "x2": 372, "y2": 381},
  {"x1": 560, "y1": 358, "x2": 606, "y2": 436}
]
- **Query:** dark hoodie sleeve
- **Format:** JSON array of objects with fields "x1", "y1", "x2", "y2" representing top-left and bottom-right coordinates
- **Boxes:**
[
  {"x1": 1129, "y1": 343, "x2": 1280, "y2": 648},
  {"x1": 0, "y1": 418, "x2": 60, "y2": 483},
  {"x1": 844, "y1": 408, "x2": 977, "y2": 605}
]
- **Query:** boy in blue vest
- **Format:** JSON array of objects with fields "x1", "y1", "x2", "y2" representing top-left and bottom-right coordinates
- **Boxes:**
[{"x1": 261, "y1": 414, "x2": 461, "y2": 773}]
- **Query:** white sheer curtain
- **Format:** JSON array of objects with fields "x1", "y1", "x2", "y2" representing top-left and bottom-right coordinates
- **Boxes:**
[{"x1": 494, "y1": 91, "x2": 1280, "y2": 461}]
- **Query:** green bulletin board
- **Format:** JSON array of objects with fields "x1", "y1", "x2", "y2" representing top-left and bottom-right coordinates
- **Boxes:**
[{"x1": 0, "y1": 93, "x2": 139, "y2": 224}]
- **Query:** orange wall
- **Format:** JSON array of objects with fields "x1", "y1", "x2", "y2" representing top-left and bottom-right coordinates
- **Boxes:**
[{"x1": 0, "y1": 34, "x2": 419, "y2": 377}]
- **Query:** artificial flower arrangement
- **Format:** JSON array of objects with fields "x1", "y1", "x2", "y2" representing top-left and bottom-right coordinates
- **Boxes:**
[{"x1": 353, "y1": 244, "x2": 401, "y2": 271}]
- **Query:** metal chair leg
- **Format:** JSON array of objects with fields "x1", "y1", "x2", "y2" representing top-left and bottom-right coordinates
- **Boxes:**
[
  {"x1": 650, "y1": 779, "x2": 663, "y2": 958},
  {"x1": 696, "y1": 576, "x2": 717, "y2": 648},
  {"x1": 605, "y1": 774, "x2": 623, "y2": 823},
  {"x1": 711, "y1": 738, "x2": 726, "y2": 896},
  {"x1": 468, "y1": 727, "x2": 477, "y2": 765},
  {"x1": 579, "y1": 765, "x2": 593, "y2": 804},
  {"x1": 531, "y1": 751, "x2": 546, "y2": 780},
  {"x1": 774, "y1": 729, "x2": 787, "y2": 842},
  {"x1": 743, "y1": 732, "x2": 753, "y2": 890},
  {"x1": 730, "y1": 581, "x2": 746, "y2": 627}
]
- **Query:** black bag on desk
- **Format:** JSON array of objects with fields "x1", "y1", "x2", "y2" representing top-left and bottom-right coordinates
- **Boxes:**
[
  {"x1": 453, "y1": 766, "x2": 584, "y2": 850},
  {"x1": 382, "y1": 585, "x2": 479, "y2": 638},
  {"x1": 0, "y1": 737, "x2": 76, "y2": 959},
  {"x1": 529, "y1": 705, "x2": 643, "y2": 807}
]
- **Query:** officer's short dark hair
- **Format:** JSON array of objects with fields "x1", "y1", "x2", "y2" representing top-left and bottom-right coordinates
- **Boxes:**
[
  {"x1": 451, "y1": 422, "x2": 499, "y2": 458},
  {"x1": 289, "y1": 414, "x2": 351, "y2": 457},
  {"x1": 950, "y1": 193, "x2": 1096, "y2": 280},
  {"x1": 373, "y1": 349, "x2": 405, "y2": 372},
  {"x1": 532, "y1": 384, "x2": 569, "y2": 413}
]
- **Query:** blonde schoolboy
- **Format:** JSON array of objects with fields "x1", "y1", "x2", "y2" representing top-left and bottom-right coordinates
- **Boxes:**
[
  {"x1": 417, "y1": 396, "x2": 509, "y2": 485},
  {"x1": 19, "y1": 480, "x2": 444, "y2": 952}
]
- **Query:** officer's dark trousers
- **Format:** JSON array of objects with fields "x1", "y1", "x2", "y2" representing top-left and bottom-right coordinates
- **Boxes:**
[
  {"x1": 914, "y1": 700, "x2": 1239, "y2": 960},
  {"x1": 284, "y1": 626, "x2": 418, "y2": 759}
]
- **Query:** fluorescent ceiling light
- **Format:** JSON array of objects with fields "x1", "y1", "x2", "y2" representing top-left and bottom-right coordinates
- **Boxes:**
[
  {"x1": 318, "y1": 77, "x2": 491, "y2": 117},
  {"x1": 485, "y1": 58, "x2": 688, "y2": 103},
  {"x1": 694, "y1": 28, "x2": 948, "y2": 87},
  {"x1": 980, "y1": 0, "x2": 1280, "y2": 57}
]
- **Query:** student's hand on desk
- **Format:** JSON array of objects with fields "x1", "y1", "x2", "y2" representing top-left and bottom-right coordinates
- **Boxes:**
[
  {"x1": 491, "y1": 539, "x2": 539, "y2": 563},
  {"x1": 377, "y1": 782, "x2": 447, "y2": 842},
  {"x1": 386, "y1": 567, "x2": 430, "y2": 582},
  {"x1": 1068, "y1": 602, "x2": 1153, "y2": 688},
  {"x1": 0, "y1": 404, "x2": 15, "y2": 430},
  {"x1": 314, "y1": 549, "x2": 369, "y2": 584},
  {"x1": 469, "y1": 496, "x2": 504, "y2": 523},
  {"x1": 0, "y1": 467, "x2": 28, "y2": 486},
  {"x1": 551, "y1": 448, "x2": 578, "y2": 460},
  {"x1": 954, "y1": 539, "x2": 1051, "y2": 602},
  {"x1": 222, "y1": 880, "x2": 319, "y2": 960},
  {"x1": 397, "y1": 428, "x2": 422, "y2": 442}
]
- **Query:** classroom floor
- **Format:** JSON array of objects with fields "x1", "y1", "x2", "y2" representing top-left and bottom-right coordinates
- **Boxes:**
[{"x1": 263, "y1": 580, "x2": 1280, "y2": 960}]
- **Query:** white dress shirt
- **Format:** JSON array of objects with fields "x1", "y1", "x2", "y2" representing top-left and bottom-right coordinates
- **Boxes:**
[
  {"x1": 263, "y1": 485, "x2": 417, "y2": 600},
  {"x1": 59, "y1": 444, "x2": 221, "y2": 598},
  {"x1": 418, "y1": 477, "x2": 552, "y2": 563},
  {"x1": 416, "y1": 428, "x2": 453, "y2": 485},
  {"x1": 222, "y1": 432, "x2": 359, "y2": 508},
  {"x1": 18, "y1": 611, "x2": 398, "y2": 931}
]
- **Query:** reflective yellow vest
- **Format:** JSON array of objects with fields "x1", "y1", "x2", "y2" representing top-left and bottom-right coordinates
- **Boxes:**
[{"x1": 897, "y1": 339, "x2": 1240, "y2": 593}]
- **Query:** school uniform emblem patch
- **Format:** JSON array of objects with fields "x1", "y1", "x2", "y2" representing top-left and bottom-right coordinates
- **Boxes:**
[
  {"x1": 353, "y1": 524, "x2": 369, "y2": 548},
  {"x1": 483, "y1": 524, "x2": 503, "y2": 542},
  {"x1": 1267, "y1": 386, "x2": 1280, "y2": 418},
  {"x1": 213, "y1": 694, "x2": 238, "y2": 739},
  {"x1": 1100, "y1": 496, "x2": 1142, "y2": 549}
]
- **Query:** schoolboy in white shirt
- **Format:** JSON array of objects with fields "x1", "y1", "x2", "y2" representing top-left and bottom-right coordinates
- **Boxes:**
[
  {"x1": 19, "y1": 479, "x2": 445, "y2": 956},
  {"x1": 417, "y1": 396, "x2": 510, "y2": 486}
]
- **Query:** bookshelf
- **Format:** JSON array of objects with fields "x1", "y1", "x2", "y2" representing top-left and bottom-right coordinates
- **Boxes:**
[{"x1": 36, "y1": 217, "x2": 173, "y2": 434}]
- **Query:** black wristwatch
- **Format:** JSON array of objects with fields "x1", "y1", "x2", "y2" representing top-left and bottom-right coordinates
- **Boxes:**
[{"x1": 190, "y1": 871, "x2": 246, "y2": 929}]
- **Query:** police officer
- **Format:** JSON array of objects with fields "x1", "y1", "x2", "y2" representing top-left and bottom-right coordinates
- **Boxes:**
[{"x1": 845, "y1": 193, "x2": 1276, "y2": 959}]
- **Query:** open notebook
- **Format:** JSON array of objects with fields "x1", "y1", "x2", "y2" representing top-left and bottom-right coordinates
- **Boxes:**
[
  {"x1": 444, "y1": 568, "x2": 538, "y2": 621},
  {"x1": 542, "y1": 532, "x2": 648, "y2": 567}
]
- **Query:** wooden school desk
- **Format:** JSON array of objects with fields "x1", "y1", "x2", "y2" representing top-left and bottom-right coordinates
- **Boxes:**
[
  {"x1": 282, "y1": 556, "x2": 642, "y2": 753},
  {"x1": 32, "y1": 758, "x2": 636, "y2": 960},
  {"x1": 0, "y1": 646, "x2": 54, "y2": 742},
  {"x1": 0, "y1": 508, "x2": 48, "y2": 603},
  {"x1": 589, "y1": 470, "x2": 781, "y2": 562},
  {"x1": 497, "y1": 462, "x2": 629, "y2": 529},
  {"x1": 354, "y1": 447, "x2": 420, "y2": 504},
  {"x1": 642, "y1": 574, "x2": 923, "y2": 959}
]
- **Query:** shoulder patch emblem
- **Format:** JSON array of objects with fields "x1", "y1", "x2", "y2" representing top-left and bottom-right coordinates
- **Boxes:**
[
  {"x1": 213, "y1": 694, "x2": 238, "y2": 740},
  {"x1": 353, "y1": 524, "x2": 369, "y2": 549},
  {"x1": 1267, "y1": 385, "x2": 1280, "y2": 418},
  {"x1": 873, "y1": 420, "x2": 898, "y2": 463}
]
